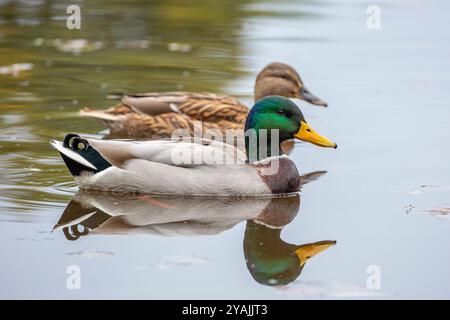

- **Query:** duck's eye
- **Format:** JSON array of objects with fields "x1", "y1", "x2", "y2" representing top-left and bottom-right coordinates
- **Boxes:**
[
  {"x1": 77, "y1": 142, "x2": 86, "y2": 150},
  {"x1": 277, "y1": 109, "x2": 285, "y2": 115}
]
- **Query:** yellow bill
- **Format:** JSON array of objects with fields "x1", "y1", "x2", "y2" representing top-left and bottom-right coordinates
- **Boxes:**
[{"x1": 295, "y1": 121, "x2": 337, "y2": 148}]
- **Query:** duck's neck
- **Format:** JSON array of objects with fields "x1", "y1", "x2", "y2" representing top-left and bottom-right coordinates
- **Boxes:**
[
  {"x1": 254, "y1": 81, "x2": 277, "y2": 102},
  {"x1": 245, "y1": 129, "x2": 285, "y2": 163},
  {"x1": 254, "y1": 78, "x2": 295, "y2": 102}
]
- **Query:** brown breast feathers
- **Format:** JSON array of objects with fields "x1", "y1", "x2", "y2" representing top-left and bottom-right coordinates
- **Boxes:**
[{"x1": 256, "y1": 157, "x2": 300, "y2": 194}]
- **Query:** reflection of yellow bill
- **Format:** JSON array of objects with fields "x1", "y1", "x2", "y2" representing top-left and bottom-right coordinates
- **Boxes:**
[
  {"x1": 295, "y1": 121, "x2": 337, "y2": 148},
  {"x1": 295, "y1": 240, "x2": 337, "y2": 267}
]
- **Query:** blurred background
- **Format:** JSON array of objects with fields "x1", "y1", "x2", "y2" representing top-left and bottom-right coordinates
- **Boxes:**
[{"x1": 0, "y1": 0, "x2": 449, "y2": 299}]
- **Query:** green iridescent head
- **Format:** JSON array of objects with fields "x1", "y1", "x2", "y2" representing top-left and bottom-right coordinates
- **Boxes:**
[
  {"x1": 244, "y1": 96, "x2": 337, "y2": 160},
  {"x1": 245, "y1": 96, "x2": 305, "y2": 141}
]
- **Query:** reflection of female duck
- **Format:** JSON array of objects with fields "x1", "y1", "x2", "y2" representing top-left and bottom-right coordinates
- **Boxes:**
[{"x1": 244, "y1": 195, "x2": 335, "y2": 286}]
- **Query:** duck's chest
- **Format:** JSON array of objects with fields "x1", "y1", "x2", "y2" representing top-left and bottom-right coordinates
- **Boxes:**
[{"x1": 255, "y1": 157, "x2": 300, "y2": 194}]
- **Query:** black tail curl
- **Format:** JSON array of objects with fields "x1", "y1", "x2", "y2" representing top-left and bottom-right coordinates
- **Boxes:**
[{"x1": 61, "y1": 134, "x2": 112, "y2": 176}]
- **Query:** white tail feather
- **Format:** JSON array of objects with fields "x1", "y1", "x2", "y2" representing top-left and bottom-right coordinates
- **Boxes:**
[{"x1": 50, "y1": 139, "x2": 97, "y2": 170}]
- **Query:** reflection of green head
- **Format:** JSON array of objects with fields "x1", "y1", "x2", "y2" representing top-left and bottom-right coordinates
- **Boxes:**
[
  {"x1": 244, "y1": 221, "x2": 336, "y2": 286},
  {"x1": 244, "y1": 221, "x2": 303, "y2": 286},
  {"x1": 243, "y1": 194, "x2": 336, "y2": 286}
]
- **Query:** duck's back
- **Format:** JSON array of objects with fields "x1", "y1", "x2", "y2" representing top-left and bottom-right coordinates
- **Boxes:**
[
  {"x1": 120, "y1": 92, "x2": 248, "y2": 123},
  {"x1": 80, "y1": 92, "x2": 249, "y2": 138}
]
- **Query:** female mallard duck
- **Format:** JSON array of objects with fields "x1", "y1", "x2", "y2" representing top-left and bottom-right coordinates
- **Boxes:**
[
  {"x1": 80, "y1": 62, "x2": 328, "y2": 139},
  {"x1": 52, "y1": 96, "x2": 336, "y2": 196}
]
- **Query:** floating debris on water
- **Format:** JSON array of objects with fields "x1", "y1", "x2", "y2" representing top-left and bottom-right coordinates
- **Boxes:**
[
  {"x1": 420, "y1": 207, "x2": 450, "y2": 221},
  {"x1": 155, "y1": 255, "x2": 212, "y2": 271},
  {"x1": 55, "y1": 39, "x2": 103, "y2": 55},
  {"x1": 34, "y1": 38, "x2": 103, "y2": 55},
  {"x1": 404, "y1": 204, "x2": 415, "y2": 214},
  {"x1": 132, "y1": 255, "x2": 213, "y2": 271},
  {"x1": 409, "y1": 185, "x2": 450, "y2": 195},
  {"x1": 275, "y1": 280, "x2": 383, "y2": 298},
  {"x1": 66, "y1": 249, "x2": 115, "y2": 258},
  {"x1": 34, "y1": 38, "x2": 154, "y2": 53},
  {"x1": 168, "y1": 42, "x2": 192, "y2": 52},
  {"x1": 0, "y1": 63, "x2": 33, "y2": 77},
  {"x1": 115, "y1": 40, "x2": 151, "y2": 49}
]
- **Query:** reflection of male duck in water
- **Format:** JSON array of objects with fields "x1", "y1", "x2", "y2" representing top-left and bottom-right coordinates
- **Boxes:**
[
  {"x1": 54, "y1": 171, "x2": 335, "y2": 286},
  {"x1": 55, "y1": 191, "x2": 289, "y2": 239},
  {"x1": 244, "y1": 195, "x2": 335, "y2": 286},
  {"x1": 54, "y1": 171, "x2": 329, "y2": 239}
]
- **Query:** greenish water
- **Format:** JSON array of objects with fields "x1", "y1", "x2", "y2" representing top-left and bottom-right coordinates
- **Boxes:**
[{"x1": 1, "y1": 0, "x2": 450, "y2": 299}]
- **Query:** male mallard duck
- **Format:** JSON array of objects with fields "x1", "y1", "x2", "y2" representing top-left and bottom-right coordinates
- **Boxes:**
[
  {"x1": 51, "y1": 96, "x2": 336, "y2": 196},
  {"x1": 80, "y1": 62, "x2": 327, "y2": 139}
]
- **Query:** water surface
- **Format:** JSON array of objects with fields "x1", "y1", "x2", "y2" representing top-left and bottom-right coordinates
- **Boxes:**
[{"x1": 1, "y1": 0, "x2": 450, "y2": 299}]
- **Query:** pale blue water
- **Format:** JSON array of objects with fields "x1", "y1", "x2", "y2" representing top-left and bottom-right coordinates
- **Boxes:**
[{"x1": 0, "y1": 0, "x2": 449, "y2": 299}]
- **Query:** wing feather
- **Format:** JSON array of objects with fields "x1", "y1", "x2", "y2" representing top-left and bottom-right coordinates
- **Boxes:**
[{"x1": 85, "y1": 137, "x2": 247, "y2": 168}]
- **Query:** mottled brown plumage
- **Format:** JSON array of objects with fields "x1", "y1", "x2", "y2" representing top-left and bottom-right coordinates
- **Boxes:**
[{"x1": 80, "y1": 62, "x2": 327, "y2": 139}]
